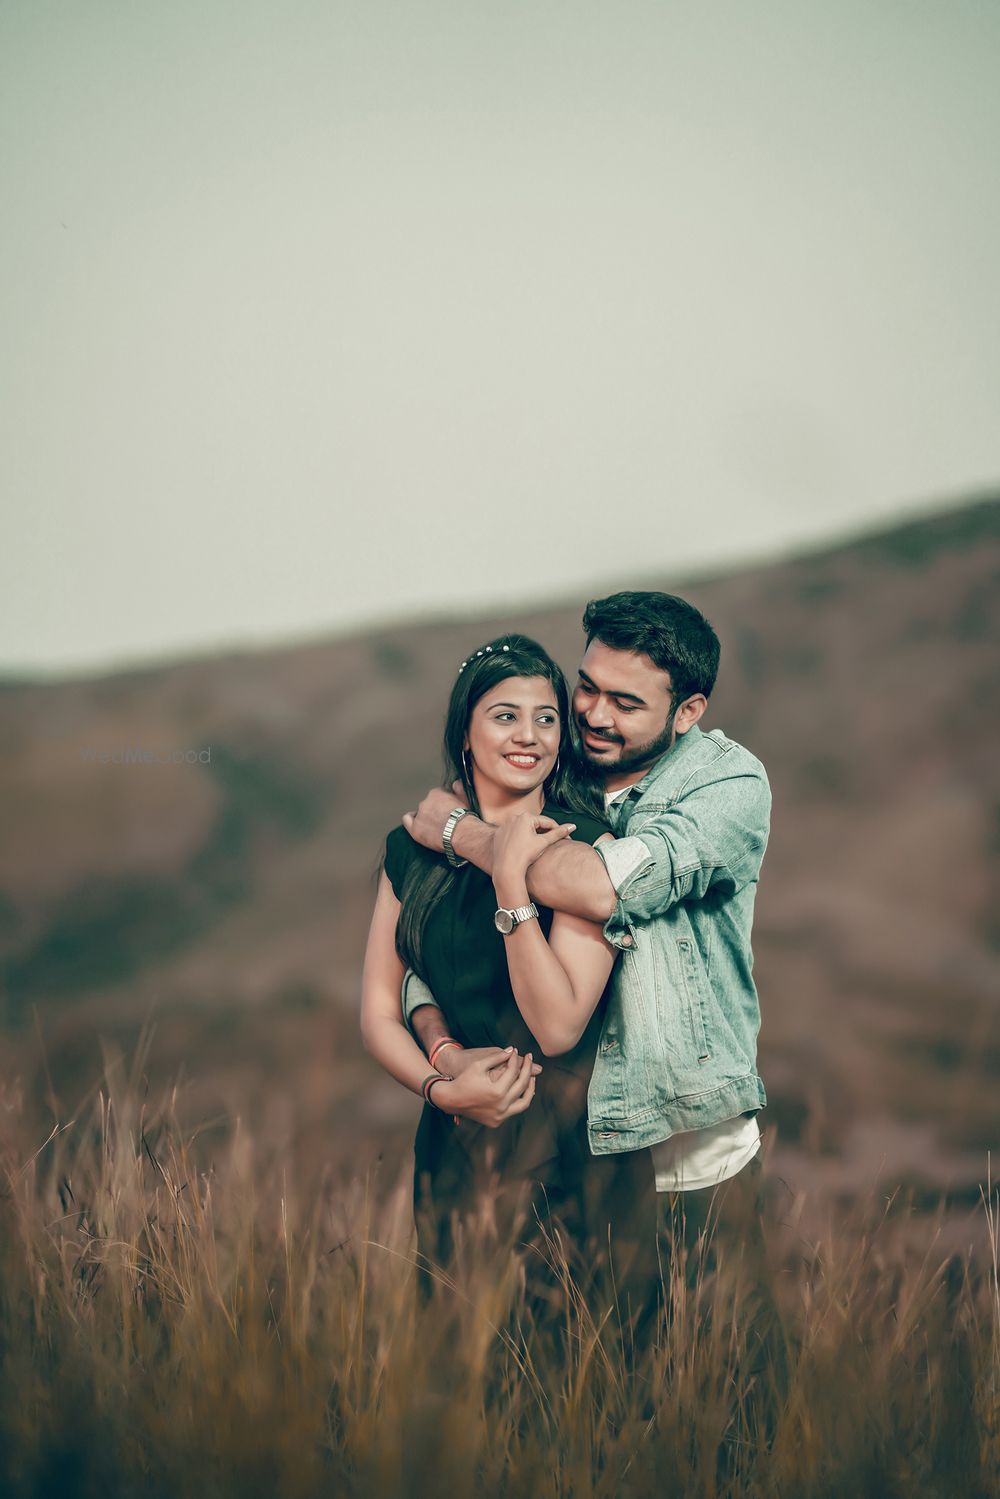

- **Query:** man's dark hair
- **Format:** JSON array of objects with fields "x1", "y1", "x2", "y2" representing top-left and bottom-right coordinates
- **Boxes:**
[{"x1": 582, "y1": 591, "x2": 721, "y2": 700}]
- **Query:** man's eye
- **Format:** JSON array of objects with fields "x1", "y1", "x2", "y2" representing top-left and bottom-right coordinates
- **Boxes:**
[
  {"x1": 616, "y1": 703, "x2": 639, "y2": 714},
  {"x1": 577, "y1": 680, "x2": 594, "y2": 694}
]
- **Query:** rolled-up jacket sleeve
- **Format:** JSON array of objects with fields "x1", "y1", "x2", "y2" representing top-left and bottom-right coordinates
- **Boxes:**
[
  {"x1": 401, "y1": 968, "x2": 440, "y2": 1030},
  {"x1": 595, "y1": 838, "x2": 649, "y2": 950},
  {"x1": 597, "y1": 766, "x2": 770, "y2": 946}
]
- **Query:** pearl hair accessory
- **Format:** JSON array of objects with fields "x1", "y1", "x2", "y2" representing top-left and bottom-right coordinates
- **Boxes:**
[{"x1": 457, "y1": 642, "x2": 512, "y2": 675}]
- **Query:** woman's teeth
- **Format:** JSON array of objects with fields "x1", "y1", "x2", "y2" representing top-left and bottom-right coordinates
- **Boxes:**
[{"x1": 505, "y1": 754, "x2": 539, "y2": 768}]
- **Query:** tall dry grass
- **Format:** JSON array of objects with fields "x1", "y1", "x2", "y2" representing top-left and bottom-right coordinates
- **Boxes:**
[{"x1": 0, "y1": 1054, "x2": 997, "y2": 1499}]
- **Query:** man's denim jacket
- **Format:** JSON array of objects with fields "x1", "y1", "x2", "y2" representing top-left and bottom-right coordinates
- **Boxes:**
[{"x1": 402, "y1": 724, "x2": 769, "y2": 1157}]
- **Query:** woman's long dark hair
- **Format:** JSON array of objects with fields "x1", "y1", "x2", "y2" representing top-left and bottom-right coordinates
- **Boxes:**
[{"x1": 395, "y1": 633, "x2": 602, "y2": 981}]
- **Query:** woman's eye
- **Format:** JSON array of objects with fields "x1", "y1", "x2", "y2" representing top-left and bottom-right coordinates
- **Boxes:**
[{"x1": 537, "y1": 715, "x2": 557, "y2": 726}]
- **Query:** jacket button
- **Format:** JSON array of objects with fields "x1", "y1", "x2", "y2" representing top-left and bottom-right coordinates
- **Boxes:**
[{"x1": 619, "y1": 934, "x2": 634, "y2": 949}]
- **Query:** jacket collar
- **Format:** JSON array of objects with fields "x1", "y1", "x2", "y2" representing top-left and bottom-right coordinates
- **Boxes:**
[{"x1": 607, "y1": 722, "x2": 705, "y2": 806}]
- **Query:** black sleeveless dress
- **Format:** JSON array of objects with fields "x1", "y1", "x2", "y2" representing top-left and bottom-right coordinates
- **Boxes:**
[{"x1": 383, "y1": 805, "x2": 657, "y2": 1296}]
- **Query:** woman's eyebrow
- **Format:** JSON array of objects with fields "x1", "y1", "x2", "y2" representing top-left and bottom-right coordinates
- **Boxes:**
[
  {"x1": 577, "y1": 670, "x2": 648, "y2": 707},
  {"x1": 488, "y1": 700, "x2": 558, "y2": 711}
]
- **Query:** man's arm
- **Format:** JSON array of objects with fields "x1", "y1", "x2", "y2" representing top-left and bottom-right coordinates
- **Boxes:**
[
  {"x1": 595, "y1": 766, "x2": 771, "y2": 928},
  {"x1": 403, "y1": 786, "x2": 616, "y2": 923},
  {"x1": 405, "y1": 968, "x2": 543, "y2": 1078},
  {"x1": 411, "y1": 1001, "x2": 453, "y2": 1055}
]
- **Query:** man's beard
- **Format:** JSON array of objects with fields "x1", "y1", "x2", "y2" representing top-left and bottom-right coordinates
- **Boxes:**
[{"x1": 577, "y1": 701, "x2": 678, "y2": 780}]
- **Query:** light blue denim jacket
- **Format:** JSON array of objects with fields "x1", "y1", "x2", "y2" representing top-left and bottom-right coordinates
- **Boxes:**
[{"x1": 402, "y1": 724, "x2": 769, "y2": 1157}]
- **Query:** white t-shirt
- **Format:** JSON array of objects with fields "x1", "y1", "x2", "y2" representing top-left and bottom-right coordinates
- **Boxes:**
[{"x1": 604, "y1": 787, "x2": 761, "y2": 1192}]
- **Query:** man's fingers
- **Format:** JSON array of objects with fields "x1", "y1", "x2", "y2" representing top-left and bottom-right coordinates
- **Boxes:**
[{"x1": 402, "y1": 812, "x2": 414, "y2": 832}]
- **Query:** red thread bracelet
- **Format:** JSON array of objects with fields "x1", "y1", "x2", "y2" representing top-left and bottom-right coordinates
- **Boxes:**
[{"x1": 428, "y1": 1036, "x2": 463, "y2": 1071}]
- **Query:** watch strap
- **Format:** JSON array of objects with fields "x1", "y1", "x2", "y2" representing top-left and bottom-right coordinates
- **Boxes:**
[
  {"x1": 495, "y1": 902, "x2": 539, "y2": 933},
  {"x1": 442, "y1": 806, "x2": 471, "y2": 868}
]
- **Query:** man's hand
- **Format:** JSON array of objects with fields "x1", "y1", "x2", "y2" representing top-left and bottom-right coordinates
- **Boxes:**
[
  {"x1": 433, "y1": 1049, "x2": 537, "y2": 1128},
  {"x1": 403, "y1": 784, "x2": 470, "y2": 853}
]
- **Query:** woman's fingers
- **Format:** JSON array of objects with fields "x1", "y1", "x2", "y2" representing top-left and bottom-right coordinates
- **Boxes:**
[
  {"x1": 460, "y1": 1049, "x2": 540, "y2": 1122},
  {"x1": 486, "y1": 1055, "x2": 542, "y2": 1079},
  {"x1": 514, "y1": 820, "x2": 575, "y2": 868},
  {"x1": 504, "y1": 1074, "x2": 537, "y2": 1117},
  {"x1": 499, "y1": 1051, "x2": 535, "y2": 1104},
  {"x1": 536, "y1": 822, "x2": 575, "y2": 846},
  {"x1": 466, "y1": 1050, "x2": 517, "y2": 1090}
]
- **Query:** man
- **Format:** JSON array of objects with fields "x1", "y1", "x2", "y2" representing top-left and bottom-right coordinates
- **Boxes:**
[{"x1": 403, "y1": 591, "x2": 778, "y2": 1369}]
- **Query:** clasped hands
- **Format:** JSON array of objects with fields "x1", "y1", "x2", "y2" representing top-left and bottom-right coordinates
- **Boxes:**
[
  {"x1": 432, "y1": 1045, "x2": 541, "y2": 1129},
  {"x1": 402, "y1": 783, "x2": 575, "y2": 879}
]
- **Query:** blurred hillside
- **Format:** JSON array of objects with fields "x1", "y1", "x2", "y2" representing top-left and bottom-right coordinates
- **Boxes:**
[{"x1": 0, "y1": 494, "x2": 997, "y2": 1213}]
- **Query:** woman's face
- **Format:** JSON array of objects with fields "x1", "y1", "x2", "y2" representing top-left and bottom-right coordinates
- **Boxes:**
[{"x1": 464, "y1": 674, "x2": 561, "y2": 800}]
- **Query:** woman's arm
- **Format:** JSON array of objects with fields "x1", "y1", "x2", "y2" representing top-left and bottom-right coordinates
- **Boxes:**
[
  {"x1": 492, "y1": 816, "x2": 617, "y2": 1057},
  {"x1": 360, "y1": 871, "x2": 539, "y2": 1126}
]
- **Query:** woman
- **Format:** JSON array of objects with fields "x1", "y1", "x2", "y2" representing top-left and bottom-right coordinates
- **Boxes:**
[{"x1": 361, "y1": 634, "x2": 655, "y2": 1310}]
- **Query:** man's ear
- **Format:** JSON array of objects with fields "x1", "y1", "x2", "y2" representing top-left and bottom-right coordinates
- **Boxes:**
[{"x1": 674, "y1": 694, "x2": 708, "y2": 735}]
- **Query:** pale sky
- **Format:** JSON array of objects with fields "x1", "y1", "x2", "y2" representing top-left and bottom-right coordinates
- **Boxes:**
[{"x1": 2, "y1": 0, "x2": 998, "y2": 678}]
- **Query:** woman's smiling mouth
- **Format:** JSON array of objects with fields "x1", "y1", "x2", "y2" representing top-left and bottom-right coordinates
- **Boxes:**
[{"x1": 504, "y1": 753, "x2": 541, "y2": 769}]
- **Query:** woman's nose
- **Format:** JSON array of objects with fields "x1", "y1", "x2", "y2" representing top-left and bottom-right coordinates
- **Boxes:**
[{"x1": 512, "y1": 722, "x2": 538, "y2": 744}]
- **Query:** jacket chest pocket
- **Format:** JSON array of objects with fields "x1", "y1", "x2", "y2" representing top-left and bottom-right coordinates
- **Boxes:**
[{"x1": 676, "y1": 938, "x2": 711, "y2": 1063}]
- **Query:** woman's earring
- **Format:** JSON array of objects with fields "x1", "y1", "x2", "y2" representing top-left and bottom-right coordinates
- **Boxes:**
[
  {"x1": 462, "y1": 748, "x2": 474, "y2": 783},
  {"x1": 549, "y1": 753, "x2": 561, "y2": 782}
]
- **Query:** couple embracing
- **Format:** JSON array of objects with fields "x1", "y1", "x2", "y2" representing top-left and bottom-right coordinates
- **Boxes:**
[{"x1": 362, "y1": 590, "x2": 773, "y2": 1344}]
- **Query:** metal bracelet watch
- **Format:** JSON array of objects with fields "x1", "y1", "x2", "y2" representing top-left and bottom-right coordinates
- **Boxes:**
[
  {"x1": 442, "y1": 806, "x2": 472, "y2": 868},
  {"x1": 494, "y1": 902, "x2": 539, "y2": 935}
]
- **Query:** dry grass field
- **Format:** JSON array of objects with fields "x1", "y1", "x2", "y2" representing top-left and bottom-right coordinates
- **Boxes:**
[{"x1": 1, "y1": 1056, "x2": 997, "y2": 1499}]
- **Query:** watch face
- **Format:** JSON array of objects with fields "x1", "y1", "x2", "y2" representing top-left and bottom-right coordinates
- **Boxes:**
[{"x1": 494, "y1": 909, "x2": 515, "y2": 935}]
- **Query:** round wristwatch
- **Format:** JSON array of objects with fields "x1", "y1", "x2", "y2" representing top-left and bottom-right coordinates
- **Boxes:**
[
  {"x1": 494, "y1": 902, "x2": 539, "y2": 935},
  {"x1": 442, "y1": 806, "x2": 472, "y2": 868}
]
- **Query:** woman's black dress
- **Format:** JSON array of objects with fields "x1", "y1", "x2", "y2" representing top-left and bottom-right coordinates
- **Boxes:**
[{"x1": 383, "y1": 805, "x2": 656, "y2": 1305}]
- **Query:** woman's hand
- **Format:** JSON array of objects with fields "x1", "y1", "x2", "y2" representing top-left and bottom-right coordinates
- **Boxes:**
[
  {"x1": 493, "y1": 813, "x2": 575, "y2": 888},
  {"x1": 438, "y1": 1043, "x2": 542, "y2": 1082},
  {"x1": 433, "y1": 1048, "x2": 537, "y2": 1129}
]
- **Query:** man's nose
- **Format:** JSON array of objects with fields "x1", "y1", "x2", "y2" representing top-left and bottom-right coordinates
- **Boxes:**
[{"x1": 584, "y1": 697, "x2": 615, "y2": 729}]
